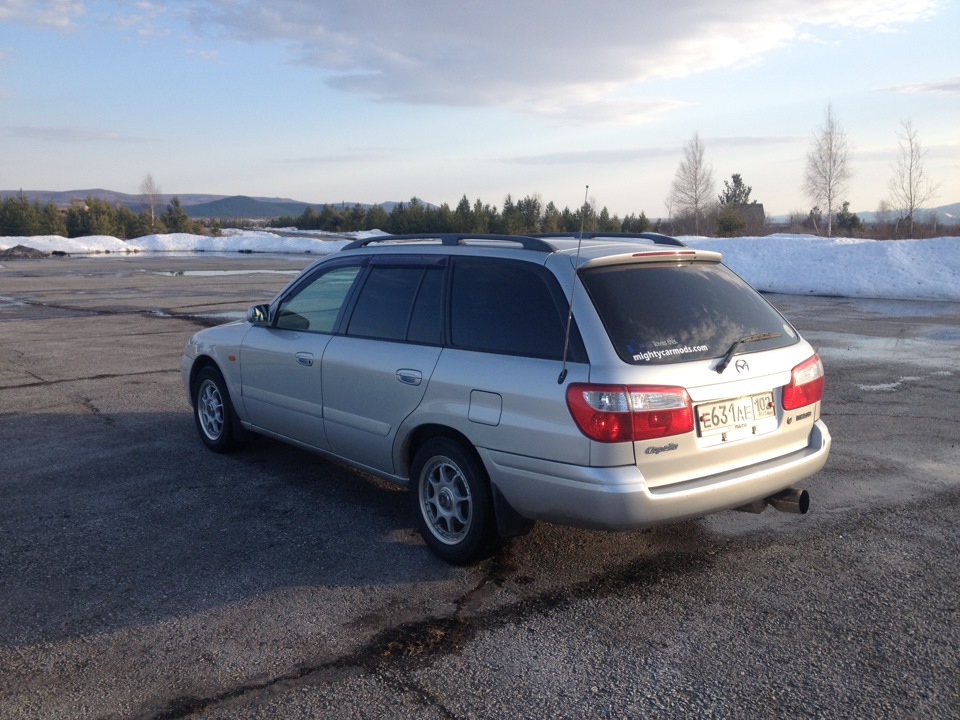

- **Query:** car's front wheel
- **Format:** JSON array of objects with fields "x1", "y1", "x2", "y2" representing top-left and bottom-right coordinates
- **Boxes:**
[
  {"x1": 193, "y1": 365, "x2": 240, "y2": 452},
  {"x1": 410, "y1": 437, "x2": 500, "y2": 564}
]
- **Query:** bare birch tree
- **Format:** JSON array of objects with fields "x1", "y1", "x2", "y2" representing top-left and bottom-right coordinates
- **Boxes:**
[
  {"x1": 888, "y1": 120, "x2": 939, "y2": 238},
  {"x1": 668, "y1": 132, "x2": 715, "y2": 235},
  {"x1": 803, "y1": 103, "x2": 851, "y2": 237},
  {"x1": 140, "y1": 173, "x2": 161, "y2": 227}
]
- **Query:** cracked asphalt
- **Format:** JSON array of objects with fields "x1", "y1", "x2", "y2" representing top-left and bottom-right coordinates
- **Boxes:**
[{"x1": 1, "y1": 254, "x2": 958, "y2": 719}]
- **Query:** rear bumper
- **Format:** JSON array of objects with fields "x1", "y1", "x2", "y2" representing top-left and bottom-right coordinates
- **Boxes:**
[{"x1": 481, "y1": 420, "x2": 831, "y2": 531}]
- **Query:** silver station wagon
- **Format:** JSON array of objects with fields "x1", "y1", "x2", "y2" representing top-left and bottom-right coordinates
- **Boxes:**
[{"x1": 181, "y1": 233, "x2": 831, "y2": 563}]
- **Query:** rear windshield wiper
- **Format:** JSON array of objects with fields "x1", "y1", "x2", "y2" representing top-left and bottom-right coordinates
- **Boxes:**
[{"x1": 716, "y1": 332, "x2": 782, "y2": 374}]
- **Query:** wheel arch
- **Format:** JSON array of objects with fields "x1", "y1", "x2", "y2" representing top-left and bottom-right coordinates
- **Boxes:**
[
  {"x1": 402, "y1": 424, "x2": 480, "y2": 481},
  {"x1": 189, "y1": 355, "x2": 244, "y2": 427},
  {"x1": 402, "y1": 423, "x2": 534, "y2": 540},
  {"x1": 188, "y1": 354, "x2": 222, "y2": 400}
]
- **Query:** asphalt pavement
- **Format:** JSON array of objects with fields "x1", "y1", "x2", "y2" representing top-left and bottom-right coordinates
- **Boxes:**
[{"x1": 1, "y1": 254, "x2": 958, "y2": 719}]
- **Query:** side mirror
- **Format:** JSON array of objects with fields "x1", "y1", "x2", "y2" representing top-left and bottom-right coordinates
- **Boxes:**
[{"x1": 247, "y1": 304, "x2": 270, "y2": 325}]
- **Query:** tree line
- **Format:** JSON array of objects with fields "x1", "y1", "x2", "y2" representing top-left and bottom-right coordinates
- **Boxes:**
[
  {"x1": 272, "y1": 194, "x2": 656, "y2": 236},
  {"x1": 0, "y1": 192, "x2": 213, "y2": 239}
]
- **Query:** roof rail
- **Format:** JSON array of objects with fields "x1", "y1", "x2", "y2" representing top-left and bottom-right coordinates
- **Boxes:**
[
  {"x1": 532, "y1": 231, "x2": 686, "y2": 247},
  {"x1": 341, "y1": 233, "x2": 556, "y2": 252}
]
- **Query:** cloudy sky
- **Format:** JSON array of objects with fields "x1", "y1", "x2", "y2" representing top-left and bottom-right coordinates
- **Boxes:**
[{"x1": 1, "y1": 0, "x2": 957, "y2": 217}]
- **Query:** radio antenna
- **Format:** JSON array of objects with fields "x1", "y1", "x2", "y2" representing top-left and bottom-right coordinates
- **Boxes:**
[{"x1": 557, "y1": 185, "x2": 589, "y2": 384}]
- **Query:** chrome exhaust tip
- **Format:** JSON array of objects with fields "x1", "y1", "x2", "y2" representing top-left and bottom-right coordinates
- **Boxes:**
[
  {"x1": 766, "y1": 487, "x2": 810, "y2": 514},
  {"x1": 734, "y1": 487, "x2": 810, "y2": 515}
]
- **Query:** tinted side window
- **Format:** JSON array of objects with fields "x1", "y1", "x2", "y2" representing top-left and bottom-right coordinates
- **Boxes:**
[
  {"x1": 407, "y1": 267, "x2": 444, "y2": 344},
  {"x1": 347, "y1": 265, "x2": 443, "y2": 344},
  {"x1": 276, "y1": 265, "x2": 362, "y2": 333},
  {"x1": 450, "y1": 259, "x2": 566, "y2": 359}
]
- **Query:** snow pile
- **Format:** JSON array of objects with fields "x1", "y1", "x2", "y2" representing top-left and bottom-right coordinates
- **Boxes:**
[
  {"x1": 0, "y1": 230, "x2": 356, "y2": 255},
  {"x1": 689, "y1": 234, "x2": 960, "y2": 302},
  {"x1": 1, "y1": 230, "x2": 958, "y2": 303}
]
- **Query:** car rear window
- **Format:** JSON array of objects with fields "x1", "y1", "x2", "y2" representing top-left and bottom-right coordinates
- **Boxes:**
[{"x1": 580, "y1": 262, "x2": 798, "y2": 365}]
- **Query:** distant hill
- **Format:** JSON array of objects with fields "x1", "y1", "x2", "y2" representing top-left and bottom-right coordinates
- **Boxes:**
[
  {"x1": 931, "y1": 201, "x2": 960, "y2": 223},
  {"x1": 0, "y1": 189, "x2": 410, "y2": 219},
  {"x1": 183, "y1": 196, "x2": 317, "y2": 218},
  {"x1": 770, "y1": 201, "x2": 960, "y2": 226}
]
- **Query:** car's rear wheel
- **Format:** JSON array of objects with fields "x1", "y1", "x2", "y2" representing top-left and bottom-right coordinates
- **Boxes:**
[
  {"x1": 194, "y1": 365, "x2": 239, "y2": 452},
  {"x1": 410, "y1": 437, "x2": 500, "y2": 564}
]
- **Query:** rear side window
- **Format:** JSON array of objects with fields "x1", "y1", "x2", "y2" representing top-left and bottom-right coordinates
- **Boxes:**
[
  {"x1": 347, "y1": 265, "x2": 443, "y2": 344},
  {"x1": 581, "y1": 262, "x2": 798, "y2": 365},
  {"x1": 449, "y1": 258, "x2": 572, "y2": 360}
]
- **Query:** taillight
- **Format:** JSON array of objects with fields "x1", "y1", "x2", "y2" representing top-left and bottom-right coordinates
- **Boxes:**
[
  {"x1": 782, "y1": 354, "x2": 825, "y2": 410},
  {"x1": 566, "y1": 384, "x2": 693, "y2": 443}
]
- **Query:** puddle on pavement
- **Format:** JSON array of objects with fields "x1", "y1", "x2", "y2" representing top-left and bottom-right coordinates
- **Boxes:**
[
  {"x1": 147, "y1": 269, "x2": 300, "y2": 278},
  {"x1": 199, "y1": 311, "x2": 247, "y2": 321},
  {"x1": 810, "y1": 330, "x2": 960, "y2": 370}
]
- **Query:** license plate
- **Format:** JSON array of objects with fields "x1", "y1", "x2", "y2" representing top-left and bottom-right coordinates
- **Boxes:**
[{"x1": 697, "y1": 392, "x2": 775, "y2": 440}]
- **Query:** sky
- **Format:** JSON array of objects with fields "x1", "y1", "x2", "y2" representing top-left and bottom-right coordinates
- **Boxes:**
[{"x1": 1, "y1": 0, "x2": 958, "y2": 218}]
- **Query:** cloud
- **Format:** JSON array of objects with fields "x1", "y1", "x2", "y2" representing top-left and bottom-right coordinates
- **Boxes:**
[
  {"x1": 505, "y1": 147, "x2": 678, "y2": 166},
  {"x1": 885, "y1": 76, "x2": 960, "y2": 95},
  {"x1": 506, "y1": 135, "x2": 805, "y2": 165},
  {"x1": 0, "y1": 0, "x2": 85, "y2": 28},
  {"x1": 110, "y1": 1, "x2": 173, "y2": 37},
  {"x1": 281, "y1": 149, "x2": 396, "y2": 164},
  {"x1": 181, "y1": 0, "x2": 942, "y2": 124},
  {"x1": 3, "y1": 125, "x2": 153, "y2": 143},
  {"x1": 186, "y1": 48, "x2": 221, "y2": 62}
]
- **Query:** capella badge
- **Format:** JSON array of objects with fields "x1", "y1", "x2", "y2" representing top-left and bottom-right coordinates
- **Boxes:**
[{"x1": 645, "y1": 443, "x2": 679, "y2": 455}]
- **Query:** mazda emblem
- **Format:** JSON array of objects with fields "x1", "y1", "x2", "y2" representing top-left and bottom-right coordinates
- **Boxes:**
[{"x1": 735, "y1": 359, "x2": 749, "y2": 374}]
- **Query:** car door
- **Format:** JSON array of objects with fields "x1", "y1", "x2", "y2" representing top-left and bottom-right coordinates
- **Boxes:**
[
  {"x1": 321, "y1": 256, "x2": 445, "y2": 474},
  {"x1": 239, "y1": 260, "x2": 364, "y2": 448}
]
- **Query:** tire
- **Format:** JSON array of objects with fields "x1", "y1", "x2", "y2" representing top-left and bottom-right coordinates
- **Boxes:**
[
  {"x1": 410, "y1": 437, "x2": 500, "y2": 564},
  {"x1": 193, "y1": 365, "x2": 240, "y2": 453}
]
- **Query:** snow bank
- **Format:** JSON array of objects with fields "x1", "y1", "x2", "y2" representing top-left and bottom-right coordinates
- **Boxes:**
[
  {"x1": 1, "y1": 230, "x2": 958, "y2": 303},
  {"x1": 688, "y1": 234, "x2": 960, "y2": 302}
]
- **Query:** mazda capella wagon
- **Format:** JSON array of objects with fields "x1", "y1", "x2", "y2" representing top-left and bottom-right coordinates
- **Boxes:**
[{"x1": 181, "y1": 233, "x2": 831, "y2": 563}]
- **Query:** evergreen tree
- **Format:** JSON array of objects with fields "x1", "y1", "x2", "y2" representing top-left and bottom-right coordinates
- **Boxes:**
[
  {"x1": 363, "y1": 204, "x2": 389, "y2": 231},
  {"x1": 621, "y1": 212, "x2": 651, "y2": 232},
  {"x1": 834, "y1": 201, "x2": 863, "y2": 236},
  {"x1": 346, "y1": 203, "x2": 366, "y2": 231},
  {"x1": 433, "y1": 203, "x2": 454, "y2": 233},
  {"x1": 499, "y1": 195, "x2": 522, "y2": 234},
  {"x1": 597, "y1": 206, "x2": 617, "y2": 232},
  {"x1": 516, "y1": 195, "x2": 543, "y2": 233},
  {"x1": 471, "y1": 198, "x2": 494, "y2": 232},
  {"x1": 718, "y1": 174, "x2": 754, "y2": 205},
  {"x1": 300, "y1": 206, "x2": 320, "y2": 229},
  {"x1": 161, "y1": 197, "x2": 192, "y2": 233},
  {"x1": 716, "y1": 206, "x2": 747, "y2": 236},
  {"x1": 542, "y1": 201, "x2": 562, "y2": 233},
  {"x1": 805, "y1": 206, "x2": 823, "y2": 233},
  {"x1": 454, "y1": 195, "x2": 473, "y2": 232},
  {"x1": 0, "y1": 192, "x2": 41, "y2": 236},
  {"x1": 39, "y1": 201, "x2": 67, "y2": 236}
]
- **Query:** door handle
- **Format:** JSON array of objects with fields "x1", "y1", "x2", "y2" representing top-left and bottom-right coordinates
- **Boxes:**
[
  {"x1": 396, "y1": 369, "x2": 422, "y2": 386},
  {"x1": 295, "y1": 352, "x2": 314, "y2": 367}
]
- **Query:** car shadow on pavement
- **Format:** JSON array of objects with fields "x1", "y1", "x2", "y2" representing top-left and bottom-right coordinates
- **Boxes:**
[{"x1": 0, "y1": 411, "x2": 456, "y2": 647}]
